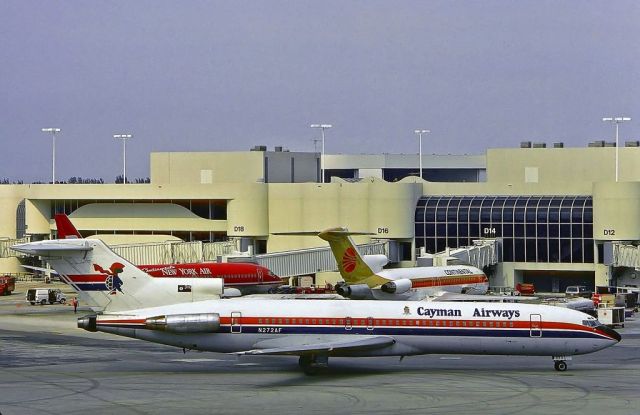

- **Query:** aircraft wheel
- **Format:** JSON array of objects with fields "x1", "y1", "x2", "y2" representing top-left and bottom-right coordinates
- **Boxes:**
[{"x1": 554, "y1": 361, "x2": 567, "y2": 372}]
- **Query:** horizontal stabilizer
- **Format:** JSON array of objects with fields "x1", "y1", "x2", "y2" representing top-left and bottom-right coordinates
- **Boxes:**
[
  {"x1": 236, "y1": 334, "x2": 394, "y2": 356},
  {"x1": 11, "y1": 241, "x2": 92, "y2": 257}
]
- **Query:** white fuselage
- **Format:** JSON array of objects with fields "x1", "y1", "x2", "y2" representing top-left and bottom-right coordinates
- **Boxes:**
[
  {"x1": 369, "y1": 265, "x2": 489, "y2": 300},
  {"x1": 90, "y1": 298, "x2": 619, "y2": 358}
]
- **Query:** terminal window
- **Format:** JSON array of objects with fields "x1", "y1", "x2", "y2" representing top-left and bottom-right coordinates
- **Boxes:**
[{"x1": 415, "y1": 195, "x2": 594, "y2": 264}]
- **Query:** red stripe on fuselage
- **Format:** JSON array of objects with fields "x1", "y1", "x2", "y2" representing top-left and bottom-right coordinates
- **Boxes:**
[
  {"x1": 95, "y1": 315, "x2": 614, "y2": 340},
  {"x1": 410, "y1": 274, "x2": 488, "y2": 289}
]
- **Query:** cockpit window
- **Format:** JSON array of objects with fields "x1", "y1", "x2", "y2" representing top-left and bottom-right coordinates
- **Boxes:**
[{"x1": 582, "y1": 320, "x2": 599, "y2": 327}]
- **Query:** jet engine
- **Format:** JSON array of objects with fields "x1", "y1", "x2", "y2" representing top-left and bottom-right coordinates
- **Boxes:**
[
  {"x1": 145, "y1": 313, "x2": 221, "y2": 333},
  {"x1": 78, "y1": 315, "x2": 97, "y2": 332},
  {"x1": 335, "y1": 283, "x2": 374, "y2": 299},
  {"x1": 380, "y1": 278, "x2": 413, "y2": 294}
]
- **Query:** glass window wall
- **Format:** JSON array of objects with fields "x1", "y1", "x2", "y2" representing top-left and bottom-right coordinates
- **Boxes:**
[{"x1": 415, "y1": 195, "x2": 594, "y2": 263}]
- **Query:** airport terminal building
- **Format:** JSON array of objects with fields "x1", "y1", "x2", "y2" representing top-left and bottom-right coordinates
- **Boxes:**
[{"x1": 2, "y1": 142, "x2": 640, "y2": 292}]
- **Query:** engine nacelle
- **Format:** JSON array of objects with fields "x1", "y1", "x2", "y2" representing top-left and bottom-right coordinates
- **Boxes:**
[
  {"x1": 335, "y1": 283, "x2": 374, "y2": 300},
  {"x1": 222, "y1": 287, "x2": 242, "y2": 298},
  {"x1": 362, "y1": 254, "x2": 389, "y2": 272},
  {"x1": 77, "y1": 315, "x2": 97, "y2": 332},
  {"x1": 145, "y1": 313, "x2": 221, "y2": 333},
  {"x1": 380, "y1": 278, "x2": 413, "y2": 294}
]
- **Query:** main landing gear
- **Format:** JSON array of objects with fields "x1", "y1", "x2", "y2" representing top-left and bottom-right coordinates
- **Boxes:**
[
  {"x1": 552, "y1": 356, "x2": 570, "y2": 372},
  {"x1": 298, "y1": 354, "x2": 328, "y2": 375}
]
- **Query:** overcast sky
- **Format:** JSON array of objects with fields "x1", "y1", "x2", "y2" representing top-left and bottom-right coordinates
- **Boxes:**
[{"x1": 1, "y1": 1, "x2": 638, "y2": 183}]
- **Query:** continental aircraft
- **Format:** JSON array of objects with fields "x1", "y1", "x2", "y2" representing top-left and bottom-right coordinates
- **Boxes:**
[
  {"x1": 12, "y1": 236, "x2": 620, "y2": 374},
  {"x1": 54, "y1": 214, "x2": 281, "y2": 295},
  {"x1": 278, "y1": 228, "x2": 489, "y2": 300}
]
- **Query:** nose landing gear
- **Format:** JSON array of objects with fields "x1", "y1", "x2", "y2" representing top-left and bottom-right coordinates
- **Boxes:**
[
  {"x1": 554, "y1": 360, "x2": 567, "y2": 372},
  {"x1": 552, "y1": 356, "x2": 570, "y2": 371}
]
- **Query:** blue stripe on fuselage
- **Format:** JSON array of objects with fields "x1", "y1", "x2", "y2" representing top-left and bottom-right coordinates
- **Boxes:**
[{"x1": 212, "y1": 325, "x2": 609, "y2": 340}]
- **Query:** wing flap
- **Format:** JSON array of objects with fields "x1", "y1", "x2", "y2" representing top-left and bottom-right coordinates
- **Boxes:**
[{"x1": 236, "y1": 334, "x2": 394, "y2": 356}]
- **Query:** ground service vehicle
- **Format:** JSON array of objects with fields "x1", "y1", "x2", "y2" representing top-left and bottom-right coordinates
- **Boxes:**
[
  {"x1": 26, "y1": 288, "x2": 67, "y2": 305},
  {"x1": 0, "y1": 276, "x2": 15, "y2": 295},
  {"x1": 566, "y1": 286, "x2": 593, "y2": 298}
]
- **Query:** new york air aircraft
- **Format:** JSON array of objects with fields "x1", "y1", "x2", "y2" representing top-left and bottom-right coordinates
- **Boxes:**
[
  {"x1": 12, "y1": 236, "x2": 620, "y2": 375},
  {"x1": 278, "y1": 228, "x2": 489, "y2": 300},
  {"x1": 50, "y1": 214, "x2": 281, "y2": 298}
]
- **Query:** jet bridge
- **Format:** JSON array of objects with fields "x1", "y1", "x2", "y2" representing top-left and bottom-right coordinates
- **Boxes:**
[
  {"x1": 250, "y1": 241, "x2": 393, "y2": 278},
  {"x1": 107, "y1": 238, "x2": 394, "y2": 279},
  {"x1": 417, "y1": 239, "x2": 498, "y2": 270},
  {"x1": 605, "y1": 241, "x2": 640, "y2": 268}
]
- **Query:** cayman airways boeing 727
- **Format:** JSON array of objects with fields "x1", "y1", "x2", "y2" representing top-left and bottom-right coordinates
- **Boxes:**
[{"x1": 12, "y1": 236, "x2": 620, "y2": 374}]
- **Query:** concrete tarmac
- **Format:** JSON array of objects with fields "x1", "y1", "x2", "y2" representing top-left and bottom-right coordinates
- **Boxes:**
[{"x1": 1, "y1": 286, "x2": 639, "y2": 415}]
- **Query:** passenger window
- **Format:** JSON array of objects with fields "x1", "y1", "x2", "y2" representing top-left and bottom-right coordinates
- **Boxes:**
[{"x1": 258, "y1": 319, "x2": 263, "y2": 324}]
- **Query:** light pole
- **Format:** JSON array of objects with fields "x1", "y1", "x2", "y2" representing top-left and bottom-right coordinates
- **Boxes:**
[
  {"x1": 414, "y1": 129, "x2": 430, "y2": 180},
  {"x1": 602, "y1": 117, "x2": 631, "y2": 182},
  {"x1": 41, "y1": 128, "x2": 61, "y2": 183},
  {"x1": 113, "y1": 134, "x2": 133, "y2": 183},
  {"x1": 310, "y1": 124, "x2": 332, "y2": 183}
]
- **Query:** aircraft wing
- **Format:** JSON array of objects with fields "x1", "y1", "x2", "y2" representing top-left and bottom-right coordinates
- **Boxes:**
[
  {"x1": 235, "y1": 334, "x2": 394, "y2": 356},
  {"x1": 431, "y1": 292, "x2": 538, "y2": 302}
]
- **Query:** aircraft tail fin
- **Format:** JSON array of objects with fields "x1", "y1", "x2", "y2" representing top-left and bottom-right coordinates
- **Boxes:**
[
  {"x1": 12, "y1": 238, "x2": 222, "y2": 312},
  {"x1": 55, "y1": 214, "x2": 82, "y2": 239},
  {"x1": 316, "y1": 228, "x2": 377, "y2": 284}
]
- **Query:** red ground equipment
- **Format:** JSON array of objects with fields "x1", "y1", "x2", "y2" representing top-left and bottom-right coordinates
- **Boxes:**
[
  {"x1": 515, "y1": 283, "x2": 535, "y2": 295},
  {"x1": 0, "y1": 276, "x2": 16, "y2": 295}
]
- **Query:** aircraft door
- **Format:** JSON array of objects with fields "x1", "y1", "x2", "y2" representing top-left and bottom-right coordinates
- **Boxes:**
[
  {"x1": 231, "y1": 311, "x2": 242, "y2": 334},
  {"x1": 257, "y1": 268, "x2": 263, "y2": 283},
  {"x1": 529, "y1": 314, "x2": 542, "y2": 337},
  {"x1": 366, "y1": 317, "x2": 374, "y2": 332},
  {"x1": 345, "y1": 317, "x2": 352, "y2": 331}
]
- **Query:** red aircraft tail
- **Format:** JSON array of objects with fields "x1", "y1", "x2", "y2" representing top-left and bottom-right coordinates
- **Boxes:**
[{"x1": 55, "y1": 214, "x2": 82, "y2": 239}]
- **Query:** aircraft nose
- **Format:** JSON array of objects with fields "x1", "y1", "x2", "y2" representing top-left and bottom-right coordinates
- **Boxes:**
[{"x1": 597, "y1": 325, "x2": 621, "y2": 343}]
